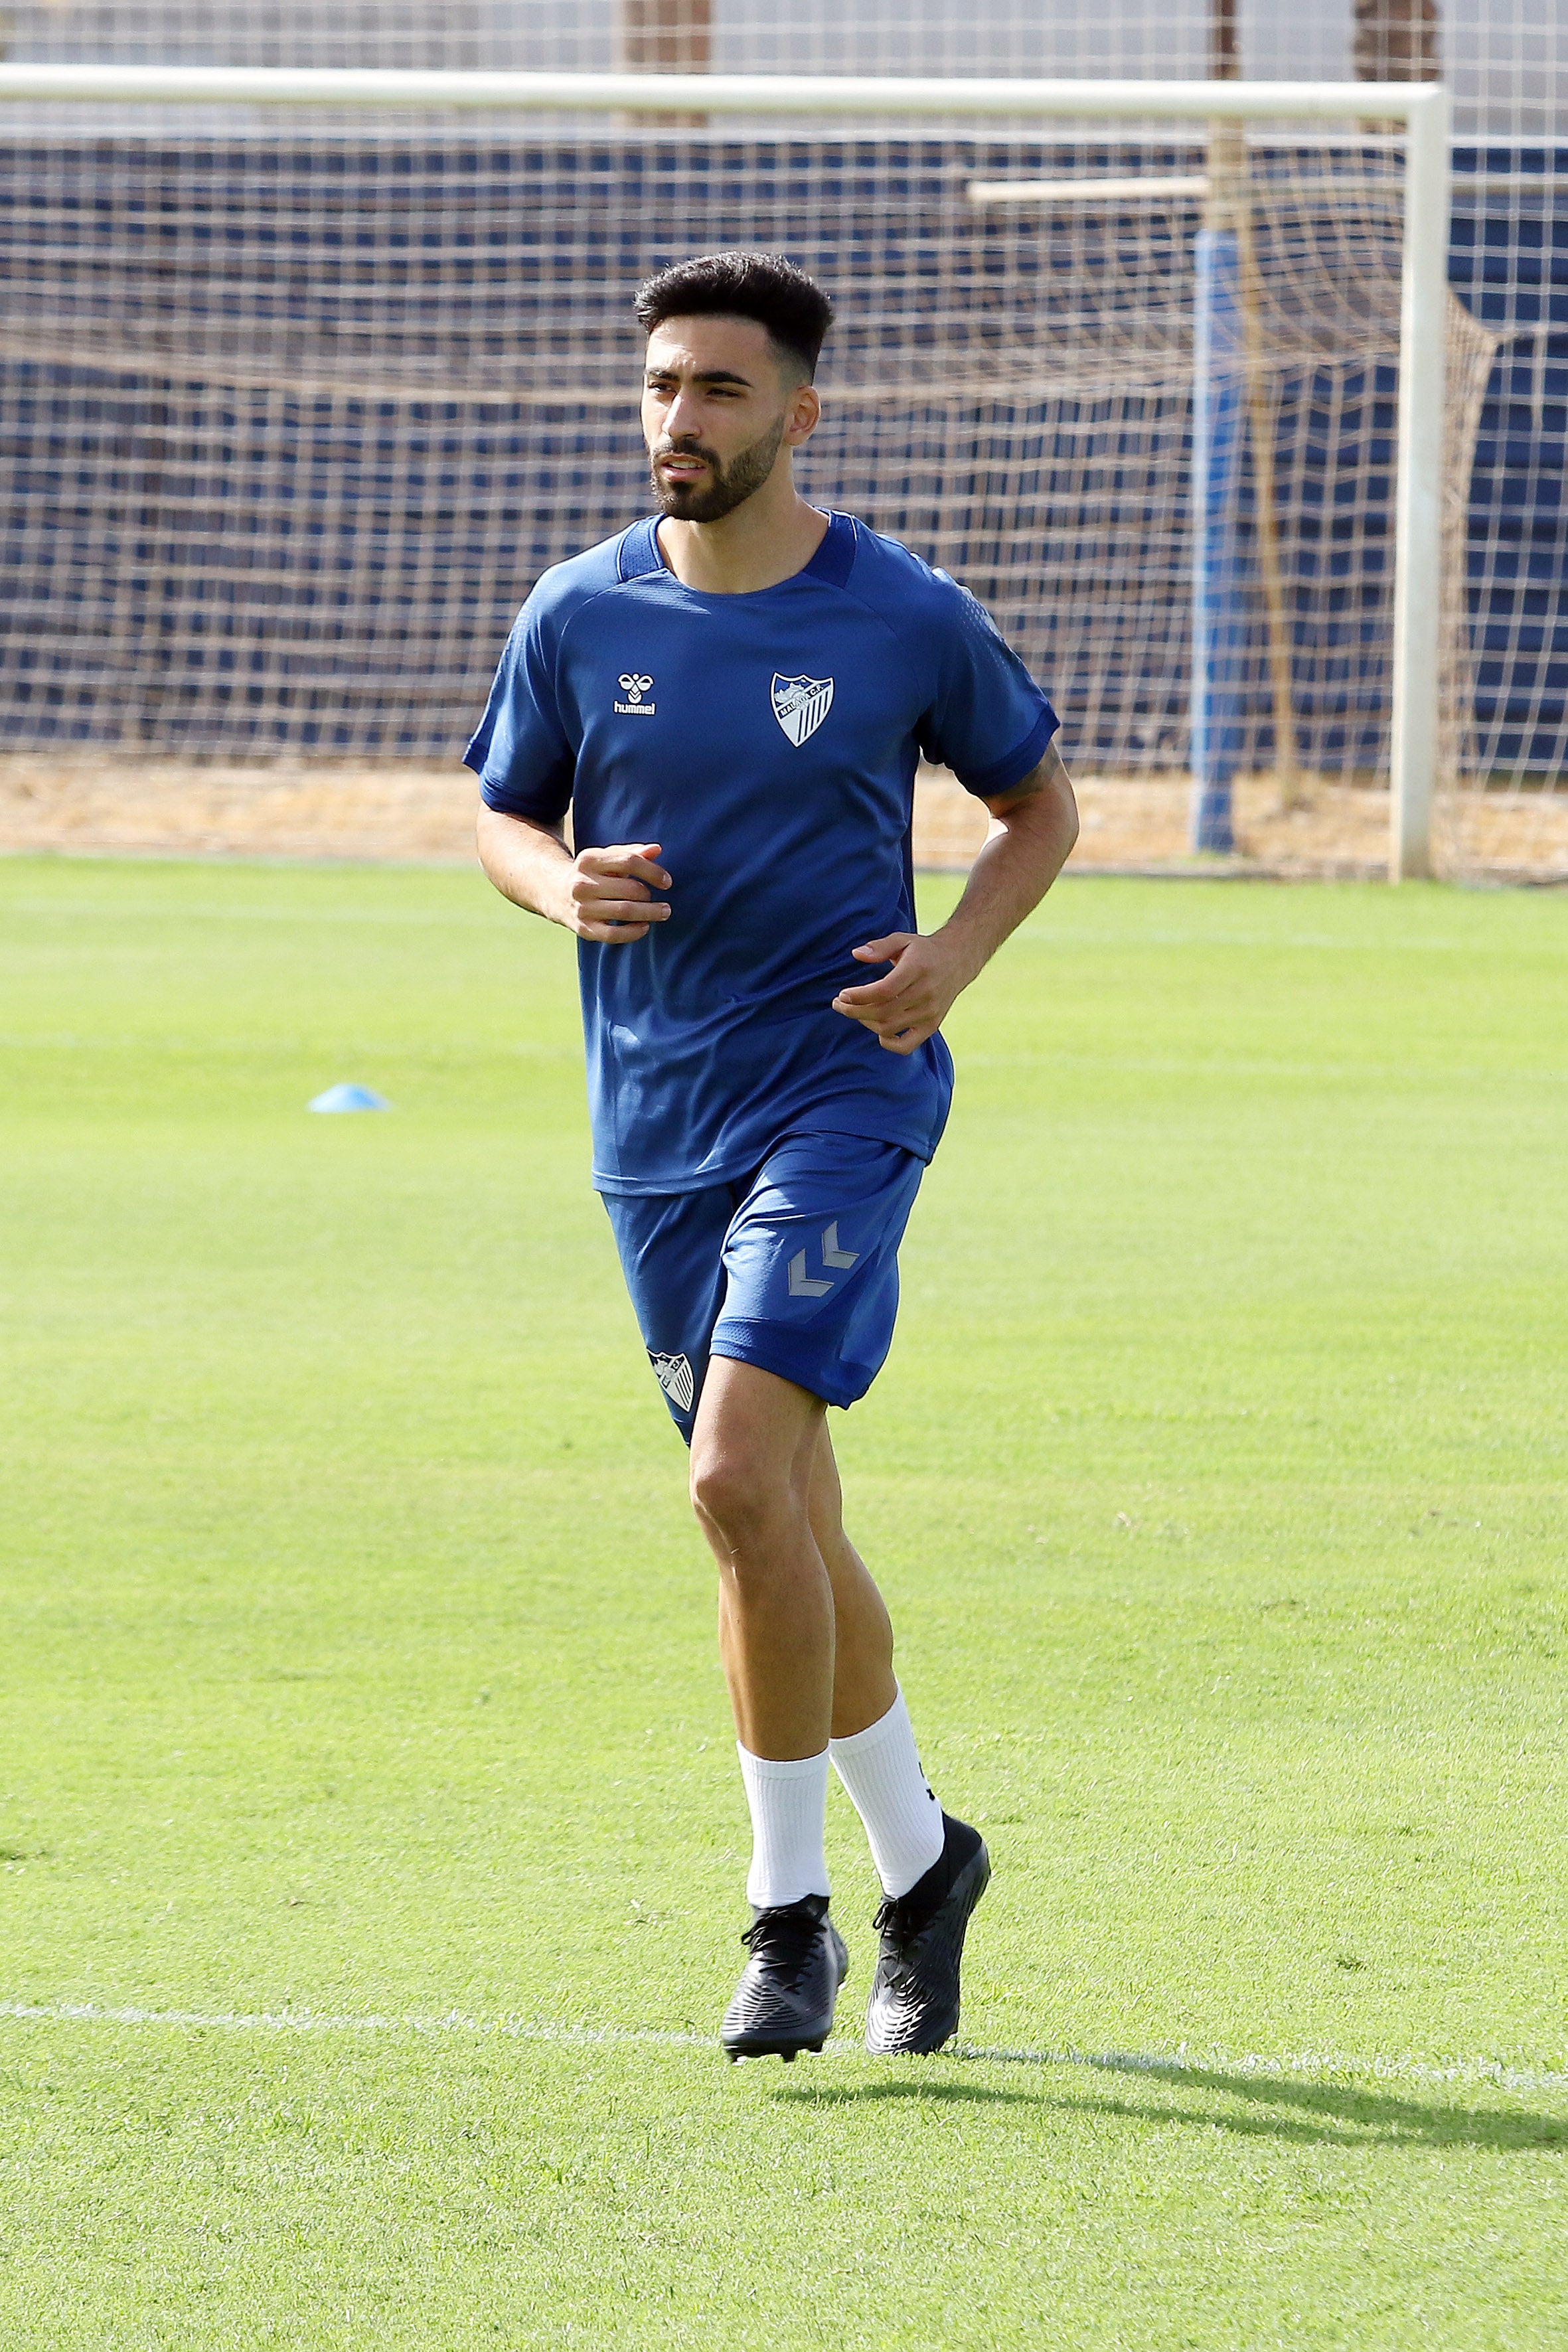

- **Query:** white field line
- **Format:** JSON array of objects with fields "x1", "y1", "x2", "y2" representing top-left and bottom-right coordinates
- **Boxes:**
[
  {"x1": 2, "y1": 2001, "x2": 1565, "y2": 2097},
  {"x1": 0, "y1": 2001, "x2": 709, "y2": 2051}
]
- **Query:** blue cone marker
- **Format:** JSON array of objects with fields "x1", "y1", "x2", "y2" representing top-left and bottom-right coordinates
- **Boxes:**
[{"x1": 308, "y1": 1083, "x2": 391, "y2": 1113}]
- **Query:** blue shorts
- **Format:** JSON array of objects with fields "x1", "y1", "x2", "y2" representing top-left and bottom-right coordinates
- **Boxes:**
[{"x1": 601, "y1": 1132, "x2": 926, "y2": 1443}]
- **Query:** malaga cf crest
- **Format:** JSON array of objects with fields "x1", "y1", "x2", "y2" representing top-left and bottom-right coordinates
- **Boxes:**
[
  {"x1": 648, "y1": 1350, "x2": 695, "y2": 1413},
  {"x1": 771, "y1": 672, "x2": 834, "y2": 747}
]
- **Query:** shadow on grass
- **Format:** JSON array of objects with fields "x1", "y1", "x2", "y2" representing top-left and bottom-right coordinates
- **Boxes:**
[{"x1": 778, "y1": 2055, "x2": 1567, "y2": 2150}]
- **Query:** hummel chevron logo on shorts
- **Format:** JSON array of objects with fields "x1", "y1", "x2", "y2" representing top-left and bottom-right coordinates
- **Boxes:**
[
  {"x1": 787, "y1": 1221, "x2": 860, "y2": 1298},
  {"x1": 648, "y1": 1350, "x2": 694, "y2": 1411}
]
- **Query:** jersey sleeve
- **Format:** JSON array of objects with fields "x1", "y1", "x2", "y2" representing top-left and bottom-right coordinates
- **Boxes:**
[
  {"x1": 463, "y1": 589, "x2": 577, "y2": 823},
  {"x1": 917, "y1": 579, "x2": 1059, "y2": 801}
]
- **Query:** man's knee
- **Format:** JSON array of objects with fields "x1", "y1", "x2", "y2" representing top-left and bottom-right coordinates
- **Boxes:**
[{"x1": 690, "y1": 1445, "x2": 797, "y2": 1555}]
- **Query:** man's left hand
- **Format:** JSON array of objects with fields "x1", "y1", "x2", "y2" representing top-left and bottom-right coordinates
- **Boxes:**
[{"x1": 830, "y1": 933, "x2": 973, "y2": 1056}]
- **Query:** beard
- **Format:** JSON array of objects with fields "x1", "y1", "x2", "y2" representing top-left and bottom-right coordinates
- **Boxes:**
[{"x1": 648, "y1": 414, "x2": 788, "y2": 522}]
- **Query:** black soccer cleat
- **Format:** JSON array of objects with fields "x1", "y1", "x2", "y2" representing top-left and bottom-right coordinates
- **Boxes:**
[
  {"x1": 864, "y1": 1813, "x2": 990, "y2": 2056},
  {"x1": 721, "y1": 1893, "x2": 849, "y2": 2063}
]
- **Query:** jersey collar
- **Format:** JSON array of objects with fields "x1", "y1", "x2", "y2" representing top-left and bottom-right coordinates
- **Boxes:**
[{"x1": 617, "y1": 509, "x2": 856, "y2": 590}]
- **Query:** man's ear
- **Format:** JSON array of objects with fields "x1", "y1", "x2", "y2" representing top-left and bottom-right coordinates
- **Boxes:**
[{"x1": 785, "y1": 381, "x2": 821, "y2": 449}]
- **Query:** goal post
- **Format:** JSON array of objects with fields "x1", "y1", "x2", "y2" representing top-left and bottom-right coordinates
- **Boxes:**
[{"x1": 0, "y1": 65, "x2": 1454, "y2": 882}]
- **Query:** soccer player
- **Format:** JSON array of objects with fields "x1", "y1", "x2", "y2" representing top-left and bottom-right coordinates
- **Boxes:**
[{"x1": 469, "y1": 252, "x2": 1077, "y2": 2063}]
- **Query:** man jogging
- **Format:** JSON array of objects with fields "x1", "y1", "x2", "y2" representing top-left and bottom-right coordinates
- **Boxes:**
[{"x1": 469, "y1": 251, "x2": 1077, "y2": 2063}]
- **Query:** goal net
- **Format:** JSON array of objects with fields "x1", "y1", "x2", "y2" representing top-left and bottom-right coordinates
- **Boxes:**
[{"x1": 0, "y1": 70, "x2": 1533, "y2": 879}]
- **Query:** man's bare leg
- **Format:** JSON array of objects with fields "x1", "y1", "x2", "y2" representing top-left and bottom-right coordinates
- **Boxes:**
[
  {"x1": 806, "y1": 1424, "x2": 898, "y2": 1741},
  {"x1": 690, "y1": 1360, "x2": 901, "y2": 1754},
  {"x1": 810, "y1": 1419, "x2": 990, "y2": 2057},
  {"x1": 692, "y1": 1353, "x2": 988, "y2": 2058},
  {"x1": 691, "y1": 1356, "x2": 852, "y2": 2057},
  {"x1": 689, "y1": 1355, "x2": 836, "y2": 1761},
  {"x1": 690, "y1": 1351, "x2": 941, "y2": 1909}
]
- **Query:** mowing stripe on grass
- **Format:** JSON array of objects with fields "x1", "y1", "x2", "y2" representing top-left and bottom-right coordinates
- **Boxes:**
[{"x1": 3, "y1": 2001, "x2": 1563, "y2": 2096}]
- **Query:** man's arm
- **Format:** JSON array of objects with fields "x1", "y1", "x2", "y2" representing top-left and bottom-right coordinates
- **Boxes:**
[
  {"x1": 475, "y1": 804, "x2": 672, "y2": 944},
  {"x1": 830, "y1": 740, "x2": 1079, "y2": 1055}
]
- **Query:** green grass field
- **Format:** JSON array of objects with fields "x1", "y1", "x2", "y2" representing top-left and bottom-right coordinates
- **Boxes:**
[{"x1": 3, "y1": 852, "x2": 1566, "y2": 2349}]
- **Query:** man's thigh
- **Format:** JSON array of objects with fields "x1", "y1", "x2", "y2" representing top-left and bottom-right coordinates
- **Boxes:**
[
  {"x1": 602, "y1": 1133, "x2": 925, "y2": 1443},
  {"x1": 600, "y1": 1180, "x2": 738, "y2": 1441},
  {"x1": 712, "y1": 1133, "x2": 925, "y2": 1414}
]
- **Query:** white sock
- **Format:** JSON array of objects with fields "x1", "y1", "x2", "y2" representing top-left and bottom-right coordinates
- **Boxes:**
[
  {"x1": 829, "y1": 1686, "x2": 946, "y2": 1898},
  {"x1": 736, "y1": 1745, "x2": 831, "y2": 1909}
]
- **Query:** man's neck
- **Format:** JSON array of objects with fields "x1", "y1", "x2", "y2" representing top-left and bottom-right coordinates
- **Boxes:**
[{"x1": 656, "y1": 481, "x2": 828, "y2": 597}]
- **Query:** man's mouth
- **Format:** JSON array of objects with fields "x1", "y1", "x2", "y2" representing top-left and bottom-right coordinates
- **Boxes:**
[{"x1": 657, "y1": 452, "x2": 710, "y2": 478}]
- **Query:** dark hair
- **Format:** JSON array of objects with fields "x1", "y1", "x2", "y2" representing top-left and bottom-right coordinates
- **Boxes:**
[{"x1": 633, "y1": 252, "x2": 834, "y2": 381}]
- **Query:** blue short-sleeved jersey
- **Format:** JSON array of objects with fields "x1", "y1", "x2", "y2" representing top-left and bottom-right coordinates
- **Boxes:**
[{"x1": 465, "y1": 510, "x2": 1057, "y2": 1196}]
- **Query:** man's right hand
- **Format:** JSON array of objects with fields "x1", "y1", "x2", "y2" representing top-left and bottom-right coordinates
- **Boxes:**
[{"x1": 559, "y1": 843, "x2": 672, "y2": 943}]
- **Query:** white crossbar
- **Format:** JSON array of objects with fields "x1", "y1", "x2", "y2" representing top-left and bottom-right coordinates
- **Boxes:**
[
  {"x1": 0, "y1": 65, "x2": 1451, "y2": 879},
  {"x1": 0, "y1": 66, "x2": 1447, "y2": 123},
  {"x1": 969, "y1": 176, "x2": 1210, "y2": 204}
]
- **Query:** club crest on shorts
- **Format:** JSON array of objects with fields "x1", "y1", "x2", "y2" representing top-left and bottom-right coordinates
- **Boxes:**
[
  {"x1": 771, "y1": 672, "x2": 834, "y2": 747},
  {"x1": 648, "y1": 1349, "x2": 694, "y2": 1412}
]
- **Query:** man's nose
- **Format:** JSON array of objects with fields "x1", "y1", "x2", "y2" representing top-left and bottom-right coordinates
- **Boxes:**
[{"x1": 663, "y1": 388, "x2": 705, "y2": 440}]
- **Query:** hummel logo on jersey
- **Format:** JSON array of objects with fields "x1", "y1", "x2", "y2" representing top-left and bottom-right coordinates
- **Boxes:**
[
  {"x1": 615, "y1": 672, "x2": 655, "y2": 716},
  {"x1": 648, "y1": 1349, "x2": 694, "y2": 1411},
  {"x1": 771, "y1": 673, "x2": 834, "y2": 747}
]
